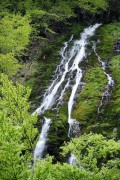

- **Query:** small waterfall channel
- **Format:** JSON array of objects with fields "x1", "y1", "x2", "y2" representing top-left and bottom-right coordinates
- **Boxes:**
[
  {"x1": 33, "y1": 24, "x2": 101, "y2": 163},
  {"x1": 93, "y1": 42, "x2": 114, "y2": 114}
]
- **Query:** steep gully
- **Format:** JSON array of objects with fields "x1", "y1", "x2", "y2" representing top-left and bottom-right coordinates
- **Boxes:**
[{"x1": 33, "y1": 24, "x2": 113, "y2": 164}]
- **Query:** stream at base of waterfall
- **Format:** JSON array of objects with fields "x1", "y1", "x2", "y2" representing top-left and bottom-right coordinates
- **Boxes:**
[{"x1": 33, "y1": 24, "x2": 103, "y2": 164}]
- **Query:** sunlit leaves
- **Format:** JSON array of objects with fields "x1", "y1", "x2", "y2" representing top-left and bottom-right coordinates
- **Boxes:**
[
  {"x1": 0, "y1": 53, "x2": 20, "y2": 76},
  {"x1": 33, "y1": 157, "x2": 100, "y2": 180},
  {"x1": 62, "y1": 133, "x2": 120, "y2": 173},
  {"x1": 0, "y1": 74, "x2": 38, "y2": 179},
  {"x1": 0, "y1": 14, "x2": 31, "y2": 54},
  {"x1": 0, "y1": 14, "x2": 31, "y2": 77}
]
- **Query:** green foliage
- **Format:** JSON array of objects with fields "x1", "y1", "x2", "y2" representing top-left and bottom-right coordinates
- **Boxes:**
[
  {"x1": 28, "y1": 9, "x2": 56, "y2": 37},
  {"x1": 62, "y1": 133, "x2": 120, "y2": 176},
  {"x1": 51, "y1": 1, "x2": 76, "y2": 19},
  {"x1": 29, "y1": 9, "x2": 46, "y2": 19},
  {"x1": 109, "y1": 55, "x2": 120, "y2": 114},
  {"x1": 0, "y1": 13, "x2": 31, "y2": 77},
  {"x1": 0, "y1": 74, "x2": 38, "y2": 179},
  {"x1": 0, "y1": 53, "x2": 20, "y2": 76},
  {"x1": 0, "y1": 1, "x2": 120, "y2": 180},
  {"x1": 28, "y1": 35, "x2": 68, "y2": 110},
  {"x1": 71, "y1": 23, "x2": 86, "y2": 38},
  {"x1": 102, "y1": 54, "x2": 120, "y2": 122},
  {"x1": 33, "y1": 133, "x2": 120, "y2": 180},
  {"x1": 97, "y1": 23, "x2": 120, "y2": 59},
  {"x1": 33, "y1": 157, "x2": 101, "y2": 180},
  {"x1": 47, "y1": 119, "x2": 68, "y2": 162},
  {"x1": 0, "y1": 0, "x2": 109, "y2": 15},
  {"x1": 50, "y1": 0, "x2": 108, "y2": 18},
  {"x1": 72, "y1": 67, "x2": 107, "y2": 124},
  {"x1": 0, "y1": 0, "x2": 33, "y2": 13},
  {"x1": 0, "y1": 14, "x2": 31, "y2": 54},
  {"x1": 76, "y1": 0, "x2": 108, "y2": 13},
  {"x1": 0, "y1": 0, "x2": 109, "y2": 41},
  {"x1": 45, "y1": 105, "x2": 69, "y2": 162},
  {"x1": 95, "y1": 24, "x2": 120, "y2": 138}
]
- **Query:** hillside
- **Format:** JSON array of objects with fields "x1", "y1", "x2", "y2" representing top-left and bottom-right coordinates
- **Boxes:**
[{"x1": 0, "y1": 1, "x2": 120, "y2": 180}]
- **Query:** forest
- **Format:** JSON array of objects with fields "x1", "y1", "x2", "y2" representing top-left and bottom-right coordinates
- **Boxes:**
[{"x1": 0, "y1": 0, "x2": 120, "y2": 179}]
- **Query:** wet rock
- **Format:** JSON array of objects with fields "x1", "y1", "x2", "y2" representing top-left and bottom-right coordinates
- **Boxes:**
[{"x1": 113, "y1": 40, "x2": 120, "y2": 54}]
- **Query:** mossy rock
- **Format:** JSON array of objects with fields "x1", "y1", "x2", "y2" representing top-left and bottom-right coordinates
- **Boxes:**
[
  {"x1": 72, "y1": 67, "x2": 107, "y2": 124},
  {"x1": 98, "y1": 54, "x2": 120, "y2": 138},
  {"x1": 97, "y1": 23, "x2": 120, "y2": 60}
]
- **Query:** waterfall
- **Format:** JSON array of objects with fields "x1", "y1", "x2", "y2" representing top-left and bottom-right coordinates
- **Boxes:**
[
  {"x1": 33, "y1": 35, "x2": 74, "y2": 115},
  {"x1": 33, "y1": 36, "x2": 74, "y2": 161},
  {"x1": 33, "y1": 24, "x2": 101, "y2": 163},
  {"x1": 34, "y1": 117, "x2": 51, "y2": 160},
  {"x1": 93, "y1": 42, "x2": 114, "y2": 113},
  {"x1": 68, "y1": 153, "x2": 77, "y2": 165},
  {"x1": 67, "y1": 24, "x2": 101, "y2": 165},
  {"x1": 67, "y1": 24, "x2": 102, "y2": 136}
]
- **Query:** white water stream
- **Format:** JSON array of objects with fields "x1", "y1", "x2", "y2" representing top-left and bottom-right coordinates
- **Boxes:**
[
  {"x1": 33, "y1": 36, "x2": 74, "y2": 160},
  {"x1": 34, "y1": 117, "x2": 51, "y2": 161},
  {"x1": 33, "y1": 36, "x2": 74, "y2": 115},
  {"x1": 93, "y1": 42, "x2": 114, "y2": 113},
  {"x1": 68, "y1": 153, "x2": 77, "y2": 165},
  {"x1": 33, "y1": 24, "x2": 101, "y2": 163}
]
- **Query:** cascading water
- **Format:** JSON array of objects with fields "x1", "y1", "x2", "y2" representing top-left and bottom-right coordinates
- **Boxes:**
[
  {"x1": 33, "y1": 36, "x2": 74, "y2": 115},
  {"x1": 67, "y1": 24, "x2": 101, "y2": 165},
  {"x1": 68, "y1": 153, "x2": 77, "y2": 165},
  {"x1": 34, "y1": 117, "x2": 51, "y2": 160},
  {"x1": 33, "y1": 24, "x2": 101, "y2": 163},
  {"x1": 33, "y1": 36, "x2": 74, "y2": 161},
  {"x1": 93, "y1": 42, "x2": 114, "y2": 114}
]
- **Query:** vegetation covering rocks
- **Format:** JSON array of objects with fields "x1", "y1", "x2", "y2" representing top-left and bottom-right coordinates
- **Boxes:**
[{"x1": 0, "y1": 0, "x2": 120, "y2": 179}]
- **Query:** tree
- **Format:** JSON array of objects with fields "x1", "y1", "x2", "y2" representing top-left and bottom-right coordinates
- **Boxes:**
[
  {"x1": 0, "y1": 14, "x2": 31, "y2": 77},
  {"x1": 76, "y1": 0, "x2": 108, "y2": 13},
  {"x1": 62, "y1": 133, "x2": 120, "y2": 178},
  {"x1": 33, "y1": 157, "x2": 101, "y2": 180},
  {"x1": 0, "y1": 74, "x2": 38, "y2": 179},
  {"x1": 0, "y1": 14, "x2": 31, "y2": 54},
  {"x1": 0, "y1": 53, "x2": 20, "y2": 77}
]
